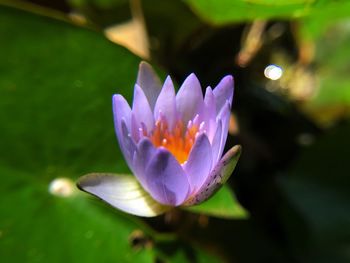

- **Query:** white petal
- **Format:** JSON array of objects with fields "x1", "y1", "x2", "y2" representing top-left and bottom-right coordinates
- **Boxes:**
[{"x1": 77, "y1": 173, "x2": 170, "y2": 217}]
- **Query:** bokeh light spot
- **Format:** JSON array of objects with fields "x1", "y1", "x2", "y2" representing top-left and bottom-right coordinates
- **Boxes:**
[
  {"x1": 264, "y1": 64, "x2": 283, "y2": 80},
  {"x1": 49, "y1": 177, "x2": 75, "y2": 197}
]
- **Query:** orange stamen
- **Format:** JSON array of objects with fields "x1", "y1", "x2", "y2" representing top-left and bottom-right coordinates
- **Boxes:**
[{"x1": 149, "y1": 119, "x2": 198, "y2": 164}]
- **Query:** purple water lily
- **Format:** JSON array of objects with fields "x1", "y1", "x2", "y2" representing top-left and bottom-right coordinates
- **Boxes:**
[{"x1": 78, "y1": 62, "x2": 241, "y2": 217}]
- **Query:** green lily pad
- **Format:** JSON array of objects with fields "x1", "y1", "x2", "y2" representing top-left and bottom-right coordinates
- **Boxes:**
[
  {"x1": 0, "y1": 4, "x2": 137, "y2": 174},
  {"x1": 0, "y1": 166, "x2": 155, "y2": 262},
  {"x1": 0, "y1": 4, "x2": 155, "y2": 262},
  {"x1": 185, "y1": 185, "x2": 249, "y2": 219}
]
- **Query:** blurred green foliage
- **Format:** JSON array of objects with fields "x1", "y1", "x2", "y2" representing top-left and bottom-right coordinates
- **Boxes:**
[
  {"x1": 1, "y1": 0, "x2": 350, "y2": 262},
  {"x1": 185, "y1": 0, "x2": 350, "y2": 25},
  {"x1": 69, "y1": 0, "x2": 127, "y2": 9}
]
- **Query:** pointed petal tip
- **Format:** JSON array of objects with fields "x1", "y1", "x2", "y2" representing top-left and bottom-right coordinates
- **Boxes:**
[
  {"x1": 224, "y1": 74, "x2": 234, "y2": 82},
  {"x1": 219, "y1": 144, "x2": 242, "y2": 180},
  {"x1": 186, "y1": 72, "x2": 200, "y2": 83},
  {"x1": 218, "y1": 144, "x2": 242, "y2": 178},
  {"x1": 136, "y1": 61, "x2": 162, "y2": 110},
  {"x1": 137, "y1": 61, "x2": 159, "y2": 84},
  {"x1": 133, "y1": 83, "x2": 141, "y2": 96},
  {"x1": 176, "y1": 72, "x2": 204, "y2": 124},
  {"x1": 112, "y1": 93, "x2": 121, "y2": 102},
  {"x1": 162, "y1": 75, "x2": 175, "y2": 90},
  {"x1": 205, "y1": 86, "x2": 213, "y2": 94},
  {"x1": 154, "y1": 76, "x2": 176, "y2": 126},
  {"x1": 132, "y1": 83, "x2": 146, "y2": 102},
  {"x1": 112, "y1": 94, "x2": 129, "y2": 108},
  {"x1": 139, "y1": 60, "x2": 152, "y2": 71},
  {"x1": 164, "y1": 75, "x2": 172, "y2": 81},
  {"x1": 179, "y1": 73, "x2": 201, "y2": 89},
  {"x1": 229, "y1": 144, "x2": 242, "y2": 157},
  {"x1": 213, "y1": 75, "x2": 235, "y2": 112},
  {"x1": 221, "y1": 75, "x2": 234, "y2": 91},
  {"x1": 76, "y1": 173, "x2": 104, "y2": 192}
]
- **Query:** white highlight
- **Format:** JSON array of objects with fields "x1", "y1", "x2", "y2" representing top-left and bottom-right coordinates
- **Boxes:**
[
  {"x1": 264, "y1": 64, "x2": 283, "y2": 80},
  {"x1": 187, "y1": 120, "x2": 193, "y2": 129},
  {"x1": 192, "y1": 114, "x2": 199, "y2": 125},
  {"x1": 199, "y1": 121, "x2": 205, "y2": 130},
  {"x1": 49, "y1": 177, "x2": 75, "y2": 197}
]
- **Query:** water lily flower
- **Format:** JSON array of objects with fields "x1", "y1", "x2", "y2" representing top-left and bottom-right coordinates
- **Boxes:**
[{"x1": 77, "y1": 62, "x2": 241, "y2": 217}]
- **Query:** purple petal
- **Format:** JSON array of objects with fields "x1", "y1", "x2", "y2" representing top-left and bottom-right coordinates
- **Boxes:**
[
  {"x1": 183, "y1": 133, "x2": 213, "y2": 192},
  {"x1": 120, "y1": 119, "x2": 137, "y2": 168},
  {"x1": 217, "y1": 101, "x2": 231, "y2": 161},
  {"x1": 211, "y1": 121, "x2": 222, "y2": 163},
  {"x1": 200, "y1": 87, "x2": 217, "y2": 140},
  {"x1": 203, "y1": 86, "x2": 216, "y2": 117},
  {"x1": 132, "y1": 84, "x2": 154, "y2": 133},
  {"x1": 77, "y1": 173, "x2": 169, "y2": 217},
  {"x1": 176, "y1": 73, "x2": 204, "y2": 125},
  {"x1": 133, "y1": 138, "x2": 157, "y2": 191},
  {"x1": 113, "y1": 95, "x2": 133, "y2": 166},
  {"x1": 145, "y1": 148, "x2": 190, "y2": 206},
  {"x1": 137, "y1": 61, "x2": 162, "y2": 110},
  {"x1": 130, "y1": 113, "x2": 140, "y2": 142},
  {"x1": 213, "y1": 75, "x2": 234, "y2": 113},
  {"x1": 183, "y1": 145, "x2": 242, "y2": 206},
  {"x1": 113, "y1": 94, "x2": 131, "y2": 131},
  {"x1": 154, "y1": 76, "x2": 177, "y2": 128}
]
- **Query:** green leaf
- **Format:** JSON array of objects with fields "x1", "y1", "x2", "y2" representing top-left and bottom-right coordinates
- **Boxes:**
[
  {"x1": 0, "y1": 4, "x2": 156, "y2": 262},
  {"x1": 184, "y1": 0, "x2": 350, "y2": 25},
  {"x1": 0, "y1": 4, "x2": 137, "y2": 174},
  {"x1": 0, "y1": 167, "x2": 155, "y2": 263},
  {"x1": 185, "y1": 185, "x2": 249, "y2": 219}
]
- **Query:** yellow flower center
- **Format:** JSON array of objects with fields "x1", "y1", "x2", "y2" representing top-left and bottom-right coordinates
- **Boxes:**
[{"x1": 149, "y1": 119, "x2": 199, "y2": 164}]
